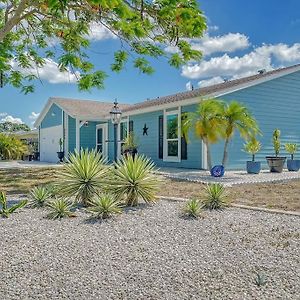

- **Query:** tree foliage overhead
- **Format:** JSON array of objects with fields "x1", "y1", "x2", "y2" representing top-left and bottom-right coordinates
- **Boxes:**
[
  {"x1": 0, "y1": 121, "x2": 31, "y2": 132},
  {"x1": 0, "y1": 0, "x2": 207, "y2": 93}
]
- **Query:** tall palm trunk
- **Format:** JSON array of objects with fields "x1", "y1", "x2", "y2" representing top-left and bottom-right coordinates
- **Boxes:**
[
  {"x1": 222, "y1": 138, "x2": 230, "y2": 166},
  {"x1": 204, "y1": 139, "x2": 212, "y2": 170}
]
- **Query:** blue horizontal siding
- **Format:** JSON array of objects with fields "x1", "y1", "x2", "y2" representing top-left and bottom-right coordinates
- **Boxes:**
[
  {"x1": 68, "y1": 116, "x2": 76, "y2": 153},
  {"x1": 211, "y1": 70, "x2": 300, "y2": 170},
  {"x1": 41, "y1": 104, "x2": 62, "y2": 128},
  {"x1": 128, "y1": 105, "x2": 202, "y2": 169}
]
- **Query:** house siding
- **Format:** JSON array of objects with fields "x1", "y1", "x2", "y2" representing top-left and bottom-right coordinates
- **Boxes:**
[
  {"x1": 128, "y1": 104, "x2": 202, "y2": 169},
  {"x1": 80, "y1": 121, "x2": 97, "y2": 150},
  {"x1": 68, "y1": 116, "x2": 76, "y2": 153},
  {"x1": 211, "y1": 70, "x2": 300, "y2": 170},
  {"x1": 41, "y1": 104, "x2": 62, "y2": 128}
]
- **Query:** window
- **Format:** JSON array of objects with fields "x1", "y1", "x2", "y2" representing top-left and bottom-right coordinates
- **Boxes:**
[
  {"x1": 118, "y1": 118, "x2": 129, "y2": 157},
  {"x1": 164, "y1": 109, "x2": 181, "y2": 162}
]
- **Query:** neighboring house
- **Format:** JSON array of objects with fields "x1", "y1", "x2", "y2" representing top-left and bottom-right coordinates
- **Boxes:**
[{"x1": 35, "y1": 64, "x2": 300, "y2": 169}]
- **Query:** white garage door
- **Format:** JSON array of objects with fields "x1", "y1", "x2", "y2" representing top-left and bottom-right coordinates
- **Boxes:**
[{"x1": 40, "y1": 125, "x2": 63, "y2": 163}]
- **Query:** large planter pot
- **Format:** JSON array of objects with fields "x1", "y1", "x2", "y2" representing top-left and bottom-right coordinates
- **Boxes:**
[
  {"x1": 246, "y1": 161, "x2": 261, "y2": 174},
  {"x1": 33, "y1": 151, "x2": 40, "y2": 161},
  {"x1": 287, "y1": 159, "x2": 300, "y2": 172},
  {"x1": 57, "y1": 151, "x2": 64, "y2": 163},
  {"x1": 266, "y1": 156, "x2": 286, "y2": 173},
  {"x1": 123, "y1": 148, "x2": 138, "y2": 159}
]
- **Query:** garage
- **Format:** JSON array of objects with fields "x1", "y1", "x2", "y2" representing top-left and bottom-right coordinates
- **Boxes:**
[{"x1": 39, "y1": 125, "x2": 63, "y2": 163}]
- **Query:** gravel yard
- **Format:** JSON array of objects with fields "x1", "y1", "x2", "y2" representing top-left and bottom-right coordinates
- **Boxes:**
[{"x1": 0, "y1": 199, "x2": 299, "y2": 300}]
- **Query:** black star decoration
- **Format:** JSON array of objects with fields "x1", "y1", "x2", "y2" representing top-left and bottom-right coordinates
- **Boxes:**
[{"x1": 143, "y1": 123, "x2": 149, "y2": 136}]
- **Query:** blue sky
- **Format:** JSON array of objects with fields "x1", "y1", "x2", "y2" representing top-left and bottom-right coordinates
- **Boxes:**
[{"x1": 1, "y1": 0, "x2": 300, "y2": 127}]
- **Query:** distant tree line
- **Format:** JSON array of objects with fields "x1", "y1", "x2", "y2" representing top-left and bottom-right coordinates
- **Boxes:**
[{"x1": 0, "y1": 122, "x2": 31, "y2": 133}]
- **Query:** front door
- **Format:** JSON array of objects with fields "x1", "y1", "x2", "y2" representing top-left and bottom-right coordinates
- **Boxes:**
[{"x1": 96, "y1": 124, "x2": 108, "y2": 157}]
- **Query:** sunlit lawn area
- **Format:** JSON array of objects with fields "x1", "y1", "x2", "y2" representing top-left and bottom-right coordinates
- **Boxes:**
[{"x1": 1, "y1": 167, "x2": 300, "y2": 212}]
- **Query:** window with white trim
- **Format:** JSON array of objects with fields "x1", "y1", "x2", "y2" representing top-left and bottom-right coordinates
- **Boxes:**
[
  {"x1": 118, "y1": 118, "x2": 129, "y2": 157},
  {"x1": 164, "y1": 109, "x2": 181, "y2": 162}
]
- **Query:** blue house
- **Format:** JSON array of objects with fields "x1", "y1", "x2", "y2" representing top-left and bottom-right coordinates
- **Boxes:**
[{"x1": 35, "y1": 64, "x2": 300, "y2": 169}]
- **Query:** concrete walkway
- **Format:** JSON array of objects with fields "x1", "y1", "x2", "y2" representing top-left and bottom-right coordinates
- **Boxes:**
[
  {"x1": 0, "y1": 160, "x2": 63, "y2": 169},
  {"x1": 156, "y1": 167, "x2": 300, "y2": 186}
]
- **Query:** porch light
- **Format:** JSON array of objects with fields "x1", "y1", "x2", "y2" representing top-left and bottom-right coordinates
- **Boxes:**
[
  {"x1": 110, "y1": 99, "x2": 122, "y2": 162},
  {"x1": 110, "y1": 99, "x2": 122, "y2": 125}
]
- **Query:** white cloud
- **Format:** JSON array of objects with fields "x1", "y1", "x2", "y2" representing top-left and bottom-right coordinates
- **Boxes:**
[
  {"x1": 181, "y1": 51, "x2": 272, "y2": 80},
  {"x1": 198, "y1": 76, "x2": 225, "y2": 87},
  {"x1": 29, "y1": 112, "x2": 40, "y2": 120},
  {"x1": 87, "y1": 22, "x2": 116, "y2": 41},
  {"x1": 1, "y1": 115, "x2": 23, "y2": 124},
  {"x1": 165, "y1": 32, "x2": 250, "y2": 56},
  {"x1": 190, "y1": 33, "x2": 250, "y2": 56},
  {"x1": 11, "y1": 58, "x2": 80, "y2": 84},
  {"x1": 0, "y1": 112, "x2": 7, "y2": 117}
]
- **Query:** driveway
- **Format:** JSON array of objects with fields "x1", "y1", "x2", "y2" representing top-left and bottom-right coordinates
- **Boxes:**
[{"x1": 0, "y1": 160, "x2": 62, "y2": 169}]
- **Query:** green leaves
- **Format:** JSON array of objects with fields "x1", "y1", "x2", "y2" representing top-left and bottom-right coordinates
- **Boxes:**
[
  {"x1": 0, "y1": 191, "x2": 27, "y2": 218},
  {"x1": 0, "y1": 0, "x2": 207, "y2": 93},
  {"x1": 109, "y1": 155, "x2": 161, "y2": 207},
  {"x1": 57, "y1": 149, "x2": 109, "y2": 206}
]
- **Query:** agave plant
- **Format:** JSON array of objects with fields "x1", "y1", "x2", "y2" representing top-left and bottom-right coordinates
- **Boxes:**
[
  {"x1": 0, "y1": 191, "x2": 27, "y2": 218},
  {"x1": 201, "y1": 183, "x2": 229, "y2": 210},
  {"x1": 47, "y1": 198, "x2": 75, "y2": 219},
  {"x1": 87, "y1": 194, "x2": 122, "y2": 219},
  {"x1": 184, "y1": 199, "x2": 202, "y2": 218},
  {"x1": 28, "y1": 186, "x2": 52, "y2": 208},
  {"x1": 110, "y1": 155, "x2": 161, "y2": 206},
  {"x1": 57, "y1": 149, "x2": 109, "y2": 206}
]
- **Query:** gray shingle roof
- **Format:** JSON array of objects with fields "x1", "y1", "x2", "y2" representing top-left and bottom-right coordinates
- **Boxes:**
[
  {"x1": 51, "y1": 97, "x2": 131, "y2": 119},
  {"x1": 123, "y1": 64, "x2": 300, "y2": 113}
]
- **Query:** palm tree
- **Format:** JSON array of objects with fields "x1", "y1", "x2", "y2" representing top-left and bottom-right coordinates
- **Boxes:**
[
  {"x1": 221, "y1": 101, "x2": 260, "y2": 166},
  {"x1": 182, "y1": 99, "x2": 225, "y2": 170}
]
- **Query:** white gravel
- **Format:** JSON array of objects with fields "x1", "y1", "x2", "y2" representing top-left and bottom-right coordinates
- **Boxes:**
[
  {"x1": 0, "y1": 199, "x2": 299, "y2": 300},
  {"x1": 156, "y1": 168, "x2": 300, "y2": 186}
]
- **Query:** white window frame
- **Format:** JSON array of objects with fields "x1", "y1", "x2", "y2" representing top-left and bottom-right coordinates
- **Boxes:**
[
  {"x1": 96, "y1": 124, "x2": 108, "y2": 158},
  {"x1": 118, "y1": 117, "x2": 129, "y2": 158},
  {"x1": 163, "y1": 107, "x2": 181, "y2": 162}
]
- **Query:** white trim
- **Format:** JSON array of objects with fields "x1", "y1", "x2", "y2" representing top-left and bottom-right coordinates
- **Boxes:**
[
  {"x1": 117, "y1": 117, "x2": 129, "y2": 158},
  {"x1": 64, "y1": 112, "x2": 69, "y2": 154},
  {"x1": 163, "y1": 108, "x2": 181, "y2": 163},
  {"x1": 96, "y1": 124, "x2": 108, "y2": 158},
  {"x1": 75, "y1": 119, "x2": 80, "y2": 151}
]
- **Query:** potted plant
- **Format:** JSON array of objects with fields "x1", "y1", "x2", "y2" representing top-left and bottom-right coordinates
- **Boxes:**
[
  {"x1": 57, "y1": 138, "x2": 64, "y2": 162},
  {"x1": 266, "y1": 129, "x2": 286, "y2": 173},
  {"x1": 244, "y1": 137, "x2": 261, "y2": 174},
  {"x1": 122, "y1": 132, "x2": 138, "y2": 159},
  {"x1": 285, "y1": 143, "x2": 300, "y2": 171}
]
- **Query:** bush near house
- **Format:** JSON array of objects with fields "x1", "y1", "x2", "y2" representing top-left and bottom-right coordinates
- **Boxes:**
[{"x1": 0, "y1": 133, "x2": 28, "y2": 160}]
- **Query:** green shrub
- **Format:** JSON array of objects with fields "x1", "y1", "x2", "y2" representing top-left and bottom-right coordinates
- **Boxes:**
[
  {"x1": 184, "y1": 199, "x2": 202, "y2": 218},
  {"x1": 285, "y1": 143, "x2": 298, "y2": 160},
  {"x1": 57, "y1": 149, "x2": 109, "y2": 206},
  {"x1": 87, "y1": 194, "x2": 122, "y2": 219},
  {"x1": 201, "y1": 183, "x2": 229, "y2": 210},
  {"x1": 273, "y1": 129, "x2": 281, "y2": 157},
  {"x1": 244, "y1": 137, "x2": 261, "y2": 161},
  {"x1": 28, "y1": 186, "x2": 52, "y2": 208},
  {"x1": 0, "y1": 133, "x2": 28, "y2": 160},
  {"x1": 0, "y1": 191, "x2": 27, "y2": 218},
  {"x1": 47, "y1": 198, "x2": 75, "y2": 219},
  {"x1": 110, "y1": 155, "x2": 161, "y2": 206}
]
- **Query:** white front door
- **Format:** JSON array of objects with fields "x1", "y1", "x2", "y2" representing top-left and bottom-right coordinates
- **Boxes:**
[{"x1": 96, "y1": 124, "x2": 108, "y2": 158}]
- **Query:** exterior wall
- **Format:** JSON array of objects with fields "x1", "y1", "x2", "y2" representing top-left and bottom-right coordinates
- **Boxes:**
[
  {"x1": 211, "y1": 71, "x2": 300, "y2": 170},
  {"x1": 80, "y1": 121, "x2": 108, "y2": 151},
  {"x1": 41, "y1": 104, "x2": 62, "y2": 129},
  {"x1": 127, "y1": 104, "x2": 202, "y2": 169},
  {"x1": 68, "y1": 116, "x2": 76, "y2": 153}
]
